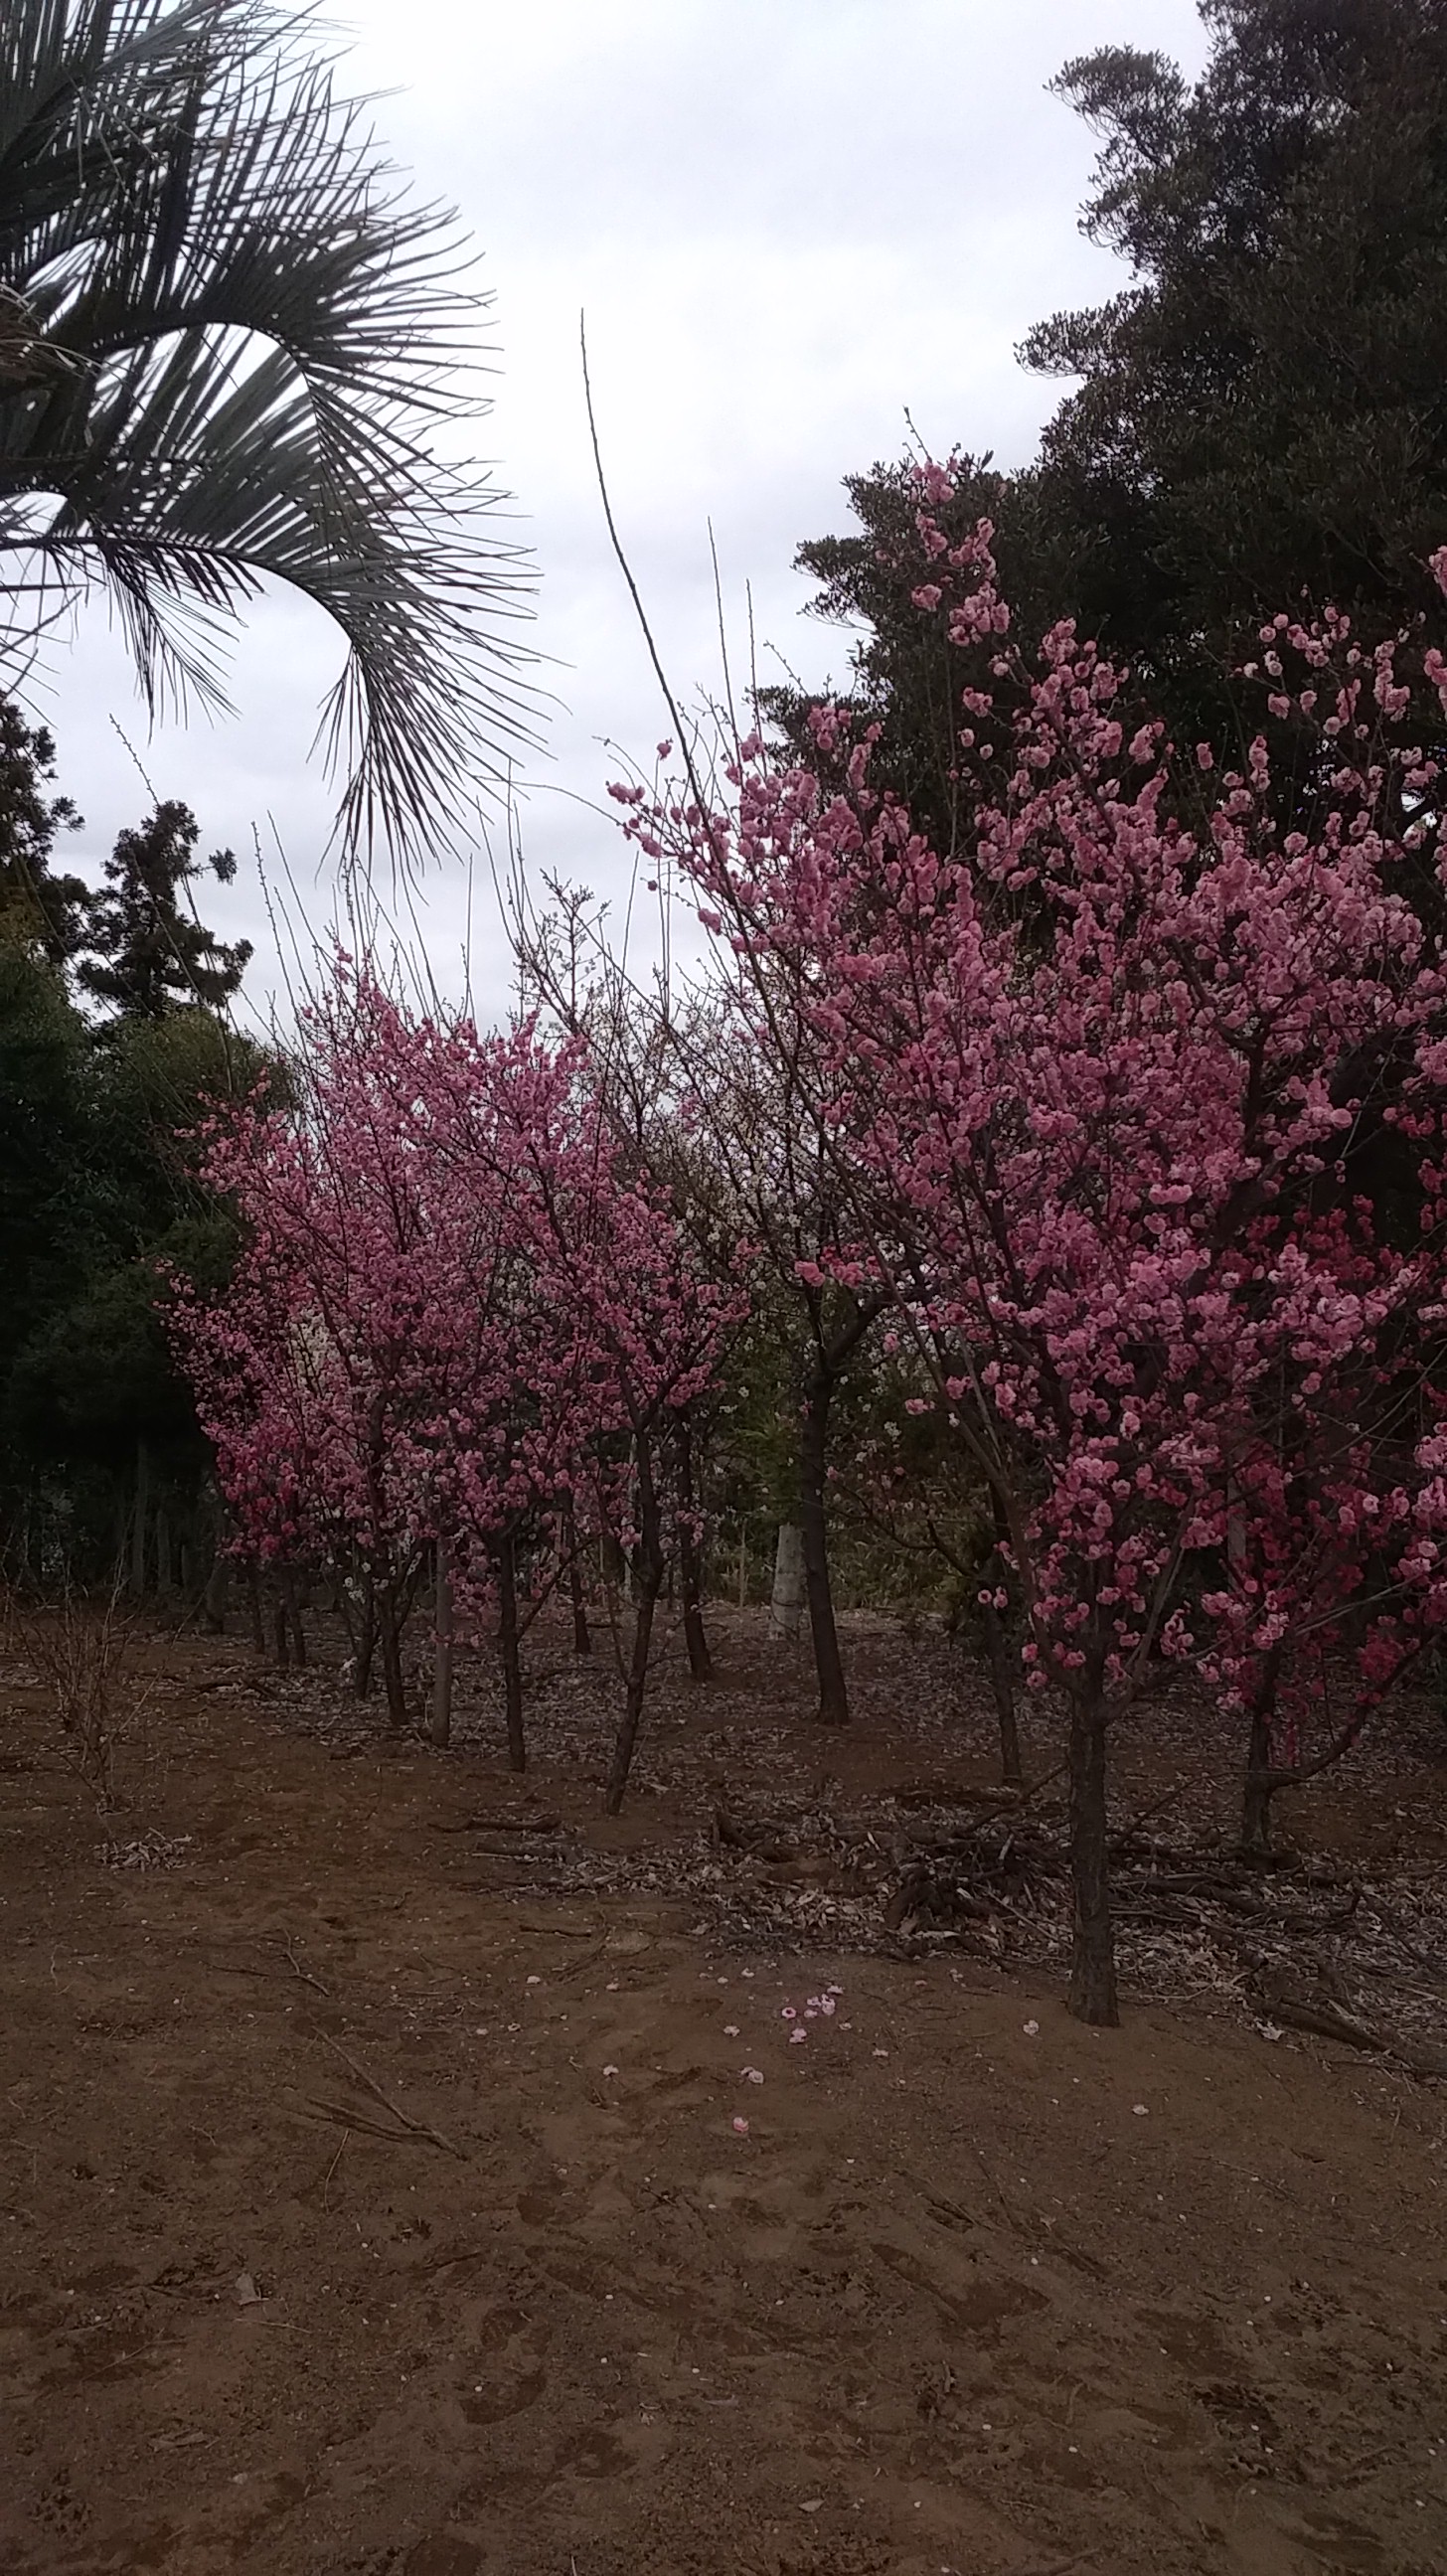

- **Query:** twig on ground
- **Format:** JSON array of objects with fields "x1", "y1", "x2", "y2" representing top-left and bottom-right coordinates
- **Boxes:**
[
  {"x1": 278, "y1": 1938, "x2": 330, "y2": 1997},
  {"x1": 320, "y1": 2130, "x2": 349, "y2": 2206},
  {"x1": 316, "y1": 2032, "x2": 466, "y2": 2158}
]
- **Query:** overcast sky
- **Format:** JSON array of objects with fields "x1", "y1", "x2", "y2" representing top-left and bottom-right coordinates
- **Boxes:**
[{"x1": 40, "y1": 0, "x2": 1209, "y2": 1030}]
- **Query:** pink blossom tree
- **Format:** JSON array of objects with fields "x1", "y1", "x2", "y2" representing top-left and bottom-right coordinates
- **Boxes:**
[
  {"x1": 423, "y1": 1019, "x2": 748, "y2": 1809},
  {"x1": 620, "y1": 475, "x2": 1447, "y2": 2021},
  {"x1": 171, "y1": 965, "x2": 583, "y2": 1748},
  {"x1": 511, "y1": 879, "x2": 880, "y2": 1723}
]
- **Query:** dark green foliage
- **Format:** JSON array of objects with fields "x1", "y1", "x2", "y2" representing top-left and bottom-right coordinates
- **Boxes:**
[
  {"x1": 0, "y1": 945, "x2": 95, "y2": 1384},
  {"x1": 77, "y1": 801, "x2": 250, "y2": 1021},
  {"x1": 780, "y1": 1, "x2": 1447, "y2": 812},
  {"x1": 0, "y1": 695, "x2": 89, "y2": 961},
  {"x1": 1026, "y1": 0, "x2": 1447, "y2": 723},
  {"x1": 0, "y1": 726, "x2": 273, "y2": 1585},
  {"x1": 763, "y1": 454, "x2": 1070, "y2": 857}
]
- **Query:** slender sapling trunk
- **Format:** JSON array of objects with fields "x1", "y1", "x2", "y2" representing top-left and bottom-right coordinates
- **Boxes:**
[
  {"x1": 1066, "y1": 1685, "x2": 1118, "y2": 2026},
  {"x1": 378, "y1": 1590, "x2": 407, "y2": 1728},
  {"x1": 494, "y1": 1529, "x2": 526, "y2": 1770},
  {"x1": 677, "y1": 1419, "x2": 712, "y2": 1682},
  {"x1": 799, "y1": 1364, "x2": 849, "y2": 1724},
  {"x1": 431, "y1": 1537, "x2": 454, "y2": 1748},
  {"x1": 561, "y1": 1499, "x2": 590, "y2": 1655},
  {"x1": 605, "y1": 1436, "x2": 664, "y2": 1814}
]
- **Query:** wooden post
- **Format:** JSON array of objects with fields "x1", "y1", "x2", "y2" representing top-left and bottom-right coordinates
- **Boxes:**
[{"x1": 768, "y1": 1524, "x2": 805, "y2": 1639}]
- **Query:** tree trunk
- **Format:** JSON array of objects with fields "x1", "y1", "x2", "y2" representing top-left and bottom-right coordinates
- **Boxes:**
[
  {"x1": 280, "y1": 1565, "x2": 306, "y2": 1666},
  {"x1": 799, "y1": 1368, "x2": 849, "y2": 1723},
  {"x1": 561, "y1": 1500, "x2": 590, "y2": 1655},
  {"x1": 1241, "y1": 1697, "x2": 1278, "y2": 1859},
  {"x1": 677, "y1": 1419, "x2": 712, "y2": 1682},
  {"x1": 203, "y1": 1552, "x2": 229, "y2": 1634},
  {"x1": 601, "y1": 1530, "x2": 627, "y2": 1624},
  {"x1": 605, "y1": 1437, "x2": 664, "y2": 1815},
  {"x1": 244, "y1": 1560, "x2": 265, "y2": 1655},
  {"x1": 1239, "y1": 1647, "x2": 1285, "y2": 1859},
  {"x1": 130, "y1": 1440, "x2": 150, "y2": 1598},
  {"x1": 492, "y1": 1530, "x2": 526, "y2": 1770},
  {"x1": 378, "y1": 1591, "x2": 407, "y2": 1728},
  {"x1": 1066, "y1": 1690, "x2": 1118, "y2": 2026},
  {"x1": 431, "y1": 1538, "x2": 454, "y2": 1748},
  {"x1": 769, "y1": 1523, "x2": 805, "y2": 1639},
  {"x1": 354, "y1": 1569, "x2": 377, "y2": 1698},
  {"x1": 980, "y1": 1548, "x2": 1023, "y2": 1787}
]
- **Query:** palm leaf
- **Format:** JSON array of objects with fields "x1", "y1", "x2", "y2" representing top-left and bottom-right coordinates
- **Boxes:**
[{"x1": 0, "y1": 0, "x2": 537, "y2": 866}]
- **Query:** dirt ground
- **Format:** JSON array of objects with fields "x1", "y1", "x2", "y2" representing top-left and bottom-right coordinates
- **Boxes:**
[{"x1": 3, "y1": 1606, "x2": 1447, "y2": 2576}]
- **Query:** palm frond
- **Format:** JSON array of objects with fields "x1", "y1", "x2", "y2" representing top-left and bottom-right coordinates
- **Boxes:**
[{"x1": 0, "y1": 0, "x2": 537, "y2": 866}]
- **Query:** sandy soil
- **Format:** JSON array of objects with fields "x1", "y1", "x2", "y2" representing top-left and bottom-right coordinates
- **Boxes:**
[{"x1": 2, "y1": 1610, "x2": 1446, "y2": 2576}]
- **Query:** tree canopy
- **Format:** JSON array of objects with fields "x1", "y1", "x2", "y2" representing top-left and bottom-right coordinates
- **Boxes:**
[{"x1": 779, "y1": 0, "x2": 1447, "y2": 822}]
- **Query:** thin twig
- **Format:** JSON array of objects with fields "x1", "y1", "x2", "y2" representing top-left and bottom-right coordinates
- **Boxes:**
[
  {"x1": 315, "y1": 2032, "x2": 466, "y2": 2159},
  {"x1": 320, "y1": 2129, "x2": 349, "y2": 2207},
  {"x1": 277, "y1": 1938, "x2": 330, "y2": 1997}
]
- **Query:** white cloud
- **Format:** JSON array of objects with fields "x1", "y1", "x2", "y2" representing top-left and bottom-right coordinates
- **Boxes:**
[{"x1": 28, "y1": 0, "x2": 1209, "y2": 1022}]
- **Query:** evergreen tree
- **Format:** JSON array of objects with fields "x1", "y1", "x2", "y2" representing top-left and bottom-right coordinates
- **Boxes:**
[
  {"x1": 779, "y1": 1, "x2": 1447, "y2": 811},
  {"x1": 77, "y1": 802, "x2": 251, "y2": 1021},
  {"x1": 0, "y1": 694, "x2": 90, "y2": 963},
  {"x1": 1024, "y1": 0, "x2": 1447, "y2": 713}
]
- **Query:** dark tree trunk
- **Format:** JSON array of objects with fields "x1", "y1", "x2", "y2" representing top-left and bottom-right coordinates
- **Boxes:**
[
  {"x1": 605, "y1": 1437, "x2": 665, "y2": 1814},
  {"x1": 130, "y1": 1440, "x2": 150, "y2": 1598},
  {"x1": 495, "y1": 1530, "x2": 526, "y2": 1771},
  {"x1": 354, "y1": 1570, "x2": 377, "y2": 1698},
  {"x1": 562, "y1": 1500, "x2": 590, "y2": 1655},
  {"x1": 979, "y1": 1516, "x2": 1023, "y2": 1785},
  {"x1": 244, "y1": 1560, "x2": 265, "y2": 1655},
  {"x1": 677, "y1": 1419, "x2": 712, "y2": 1682},
  {"x1": 799, "y1": 1365, "x2": 849, "y2": 1725},
  {"x1": 431, "y1": 1538, "x2": 454, "y2": 1748},
  {"x1": 280, "y1": 1566, "x2": 306, "y2": 1667},
  {"x1": 1067, "y1": 1690, "x2": 1118, "y2": 2026},
  {"x1": 1239, "y1": 1645, "x2": 1286, "y2": 1859},
  {"x1": 980, "y1": 1587, "x2": 1024, "y2": 1787},
  {"x1": 378, "y1": 1591, "x2": 407, "y2": 1728},
  {"x1": 601, "y1": 1530, "x2": 627, "y2": 1622},
  {"x1": 1241, "y1": 1696, "x2": 1277, "y2": 1859}
]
